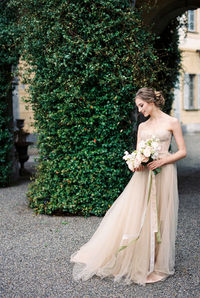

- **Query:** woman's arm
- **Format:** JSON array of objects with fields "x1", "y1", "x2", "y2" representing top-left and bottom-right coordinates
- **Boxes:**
[{"x1": 148, "y1": 118, "x2": 187, "y2": 171}]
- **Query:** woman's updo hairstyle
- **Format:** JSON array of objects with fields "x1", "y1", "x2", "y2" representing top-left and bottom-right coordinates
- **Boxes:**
[{"x1": 135, "y1": 87, "x2": 165, "y2": 109}]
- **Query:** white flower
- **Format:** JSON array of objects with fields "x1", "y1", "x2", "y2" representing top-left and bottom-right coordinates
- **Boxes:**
[
  {"x1": 130, "y1": 151, "x2": 137, "y2": 159},
  {"x1": 143, "y1": 146, "x2": 151, "y2": 157},
  {"x1": 127, "y1": 160, "x2": 134, "y2": 171},
  {"x1": 135, "y1": 151, "x2": 142, "y2": 161},
  {"x1": 138, "y1": 140, "x2": 145, "y2": 150},
  {"x1": 134, "y1": 158, "x2": 141, "y2": 168},
  {"x1": 141, "y1": 154, "x2": 149, "y2": 163},
  {"x1": 123, "y1": 151, "x2": 130, "y2": 160},
  {"x1": 152, "y1": 152, "x2": 159, "y2": 160}
]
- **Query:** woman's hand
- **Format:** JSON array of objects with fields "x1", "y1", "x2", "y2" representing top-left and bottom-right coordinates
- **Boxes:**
[
  {"x1": 147, "y1": 159, "x2": 165, "y2": 171},
  {"x1": 134, "y1": 164, "x2": 145, "y2": 172}
]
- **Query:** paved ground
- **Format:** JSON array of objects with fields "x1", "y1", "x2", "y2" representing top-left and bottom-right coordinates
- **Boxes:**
[{"x1": 0, "y1": 133, "x2": 200, "y2": 298}]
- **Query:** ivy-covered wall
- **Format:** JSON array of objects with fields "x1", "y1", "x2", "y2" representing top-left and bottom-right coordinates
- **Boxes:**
[
  {"x1": 15, "y1": 0, "x2": 181, "y2": 216},
  {"x1": 0, "y1": 0, "x2": 19, "y2": 186},
  {"x1": 14, "y1": 0, "x2": 163, "y2": 215},
  {"x1": 1, "y1": 0, "x2": 181, "y2": 216},
  {"x1": 153, "y1": 18, "x2": 181, "y2": 115}
]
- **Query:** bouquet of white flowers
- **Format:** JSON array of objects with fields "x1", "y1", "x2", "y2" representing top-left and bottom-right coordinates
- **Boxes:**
[{"x1": 123, "y1": 136, "x2": 161, "y2": 175}]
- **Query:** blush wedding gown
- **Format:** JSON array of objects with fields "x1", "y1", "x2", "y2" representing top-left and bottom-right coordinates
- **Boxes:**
[{"x1": 70, "y1": 129, "x2": 179, "y2": 285}]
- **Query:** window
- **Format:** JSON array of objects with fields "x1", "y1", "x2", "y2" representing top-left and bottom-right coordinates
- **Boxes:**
[
  {"x1": 187, "y1": 10, "x2": 195, "y2": 32},
  {"x1": 188, "y1": 74, "x2": 195, "y2": 108},
  {"x1": 184, "y1": 73, "x2": 195, "y2": 110},
  {"x1": 184, "y1": 74, "x2": 200, "y2": 110},
  {"x1": 198, "y1": 74, "x2": 200, "y2": 109}
]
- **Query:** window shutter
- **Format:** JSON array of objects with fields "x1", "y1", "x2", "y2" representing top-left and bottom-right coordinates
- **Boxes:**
[
  {"x1": 198, "y1": 74, "x2": 200, "y2": 109},
  {"x1": 184, "y1": 73, "x2": 190, "y2": 110},
  {"x1": 188, "y1": 10, "x2": 195, "y2": 32}
]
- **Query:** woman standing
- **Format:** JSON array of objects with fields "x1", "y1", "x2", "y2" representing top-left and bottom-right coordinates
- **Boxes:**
[{"x1": 70, "y1": 87, "x2": 187, "y2": 285}]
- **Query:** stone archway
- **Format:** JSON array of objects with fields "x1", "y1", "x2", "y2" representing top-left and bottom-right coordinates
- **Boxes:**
[{"x1": 136, "y1": 0, "x2": 200, "y2": 33}]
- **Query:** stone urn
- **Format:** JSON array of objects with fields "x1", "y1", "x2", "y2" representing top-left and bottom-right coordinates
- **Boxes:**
[{"x1": 14, "y1": 119, "x2": 33, "y2": 176}]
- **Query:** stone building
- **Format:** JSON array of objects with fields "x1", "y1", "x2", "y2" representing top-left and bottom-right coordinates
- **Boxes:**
[{"x1": 173, "y1": 8, "x2": 200, "y2": 133}]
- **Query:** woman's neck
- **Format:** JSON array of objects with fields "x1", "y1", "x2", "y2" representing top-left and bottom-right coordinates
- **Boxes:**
[{"x1": 149, "y1": 107, "x2": 163, "y2": 121}]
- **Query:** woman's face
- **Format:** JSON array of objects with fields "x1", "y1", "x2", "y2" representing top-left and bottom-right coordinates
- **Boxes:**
[{"x1": 135, "y1": 97, "x2": 153, "y2": 117}]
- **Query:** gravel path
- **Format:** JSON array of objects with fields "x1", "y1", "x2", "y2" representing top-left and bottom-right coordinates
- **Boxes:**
[{"x1": 0, "y1": 134, "x2": 200, "y2": 297}]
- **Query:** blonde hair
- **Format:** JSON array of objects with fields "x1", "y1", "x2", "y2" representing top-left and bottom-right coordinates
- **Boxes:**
[{"x1": 135, "y1": 87, "x2": 165, "y2": 109}]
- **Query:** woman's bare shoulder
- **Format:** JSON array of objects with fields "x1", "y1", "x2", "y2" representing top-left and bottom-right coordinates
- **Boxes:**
[
  {"x1": 168, "y1": 115, "x2": 179, "y2": 127},
  {"x1": 138, "y1": 122, "x2": 146, "y2": 129},
  {"x1": 138, "y1": 120, "x2": 150, "y2": 130},
  {"x1": 163, "y1": 113, "x2": 180, "y2": 129}
]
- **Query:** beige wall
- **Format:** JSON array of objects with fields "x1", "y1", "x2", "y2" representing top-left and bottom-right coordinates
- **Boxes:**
[
  {"x1": 180, "y1": 50, "x2": 200, "y2": 124},
  {"x1": 18, "y1": 84, "x2": 35, "y2": 133},
  {"x1": 14, "y1": 61, "x2": 35, "y2": 133},
  {"x1": 173, "y1": 9, "x2": 200, "y2": 132},
  {"x1": 181, "y1": 50, "x2": 200, "y2": 73}
]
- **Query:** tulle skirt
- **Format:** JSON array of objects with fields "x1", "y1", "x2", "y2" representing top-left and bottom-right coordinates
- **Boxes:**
[{"x1": 70, "y1": 163, "x2": 179, "y2": 285}]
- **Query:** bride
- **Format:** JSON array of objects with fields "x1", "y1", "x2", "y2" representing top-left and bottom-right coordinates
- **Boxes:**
[{"x1": 70, "y1": 87, "x2": 187, "y2": 285}]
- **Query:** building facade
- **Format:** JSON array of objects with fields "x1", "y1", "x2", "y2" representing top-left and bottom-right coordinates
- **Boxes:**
[{"x1": 173, "y1": 9, "x2": 200, "y2": 133}]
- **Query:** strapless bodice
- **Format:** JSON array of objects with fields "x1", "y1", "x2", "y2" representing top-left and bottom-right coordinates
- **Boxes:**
[{"x1": 140, "y1": 129, "x2": 172, "y2": 157}]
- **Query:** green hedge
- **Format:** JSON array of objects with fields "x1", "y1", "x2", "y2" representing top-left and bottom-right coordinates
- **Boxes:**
[
  {"x1": 153, "y1": 18, "x2": 181, "y2": 114},
  {"x1": 13, "y1": 0, "x2": 181, "y2": 215},
  {"x1": 0, "y1": 0, "x2": 19, "y2": 186}
]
